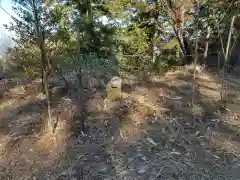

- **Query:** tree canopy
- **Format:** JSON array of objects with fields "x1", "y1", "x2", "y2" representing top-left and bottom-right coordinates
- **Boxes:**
[{"x1": 2, "y1": 0, "x2": 239, "y2": 74}]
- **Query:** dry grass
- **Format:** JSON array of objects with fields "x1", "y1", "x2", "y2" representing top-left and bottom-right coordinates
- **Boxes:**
[{"x1": 1, "y1": 67, "x2": 240, "y2": 179}]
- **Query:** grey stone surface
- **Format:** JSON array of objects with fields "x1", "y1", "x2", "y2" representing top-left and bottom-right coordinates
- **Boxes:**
[{"x1": 108, "y1": 76, "x2": 122, "y2": 88}]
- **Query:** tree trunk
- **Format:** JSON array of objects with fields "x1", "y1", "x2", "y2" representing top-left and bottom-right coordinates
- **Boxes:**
[
  {"x1": 76, "y1": 69, "x2": 85, "y2": 133},
  {"x1": 152, "y1": 24, "x2": 159, "y2": 63},
  {"x1": 32, "y1": 0, "x2": 53, "y2": 133},
  {"x1": 204, "y1": 26, "x2": 211, "y2": 63},
  {"x1": 192, "y1": 0, "x2": 200, "y2": 109},
  {"x1": 76, "y1": 25, "x2": 81, "y2": 52},
  {"x1": 183, "y1": 32, "x2": 193, "y2": 64},
  {"x1": 32, "y1": 0, "x2": 47, "y2": 93},
  {"x1": 167, "y1": 0, "x2": 193, "y2": 64},
  {"x1": 173, "y1": 28, "x2": 192, "y2": 64}
]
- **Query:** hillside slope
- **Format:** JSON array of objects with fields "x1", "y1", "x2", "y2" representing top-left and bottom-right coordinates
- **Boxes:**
[{"x1": 0, "y1": 67, "x2": 240, "y2": 180}]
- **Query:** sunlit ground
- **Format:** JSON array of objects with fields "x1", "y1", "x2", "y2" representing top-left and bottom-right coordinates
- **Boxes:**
[{"x1": 1, "y1": 67, "x2": 240, "y2": 179}]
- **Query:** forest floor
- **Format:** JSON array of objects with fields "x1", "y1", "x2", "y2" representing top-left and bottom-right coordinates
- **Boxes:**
[{"x1": 1, "y1": 66, "x2": 240, "y2": 180}]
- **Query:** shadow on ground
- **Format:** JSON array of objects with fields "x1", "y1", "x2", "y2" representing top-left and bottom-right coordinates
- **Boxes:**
[{"x1": 1, "y1": 67, "x2": 240, "y2": 179}]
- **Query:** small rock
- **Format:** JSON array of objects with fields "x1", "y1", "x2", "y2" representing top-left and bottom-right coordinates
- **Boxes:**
[
  {"x1": 108, "y1": 76, "x2": 122, "y2": 88},
  {"x1": 99, "y1": 165, "x2": 108, "y2": 172},
  {"x1": 138, "y1": 165, "x2": 148, "y2": 174}
]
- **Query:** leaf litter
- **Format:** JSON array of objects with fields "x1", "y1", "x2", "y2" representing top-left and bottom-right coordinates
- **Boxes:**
[{"x1": 0, "y1": 69, "x2": 240, "y2": 179}]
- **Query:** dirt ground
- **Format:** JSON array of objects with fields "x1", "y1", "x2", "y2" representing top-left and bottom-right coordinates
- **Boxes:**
[{"x1": 1, "y1": 66, "x2": 240, "y2": 180}]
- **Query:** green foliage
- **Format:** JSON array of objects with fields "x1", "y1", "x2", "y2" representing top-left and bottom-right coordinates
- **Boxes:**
[
  {"x1": 124, "y1": 26, "x2": 149, "y2": 54},
  {"x1": 163, "y1": 39, "x2": 179, "y2": 50},
  {"x1": 8, "y1": 44, "x2": 41, "y2": 73},
  {"x1": 163, "y1": 38, "x2": 182, "y2": 61},
  {"x1": 58, "y1": 53, "x2": 116, "y2": 73},
  {"x1": 22, "y1": 66, "x2": 38, "y2": 77},
  {"x1": 4, "y1": 0, "x2": 235, "y2": 78},
  {"x1": 154, "y1": 57, "x2": 169, "y2": 74},
  {"x1": 49, "y1": 4, "x2": 73, "y2": 43},
  {"x1": 0, "y1": 57, "x2": 4, "y2": 73},
  {"x1": 117, "y1": 54, "x2": 152, "y2": 72}
]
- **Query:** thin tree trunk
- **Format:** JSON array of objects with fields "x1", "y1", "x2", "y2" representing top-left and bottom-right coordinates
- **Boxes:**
[
  {"x1": 204, "y1": 26, "x2": 211, "y2": 63},
  {"x1": 225, "y1": 16, "x2": 236, "y2": 62},
  {"x1": 167, "y1": 0, "x2": 192, "y2": 64},
  {"x1": 41, "y1": 67, "x2": 44, "y2": 91},
  {"x1": 76, "y1": 25, "x2": 81, "y2": 52},
  {"x1": 32, "y1": 0, "x2": 47, "y2": 93},
  {"x1": 192, "y1": 0, "x2": 200, "y2": 110},
  {"x1": 75, "y1": 68, "x2": 85, "y2": 133},
  {"x1": 217, "y1": 51, "x2": 220, "y2": 71},
  {"x1": 32, "y1": 0, "x2": 53, "y2": 133},
  {"x1": 221, "y1": 15, "x2": 236, "y2": 104},
  {"x1": 172, "y1": 24, "x2": 187, "y2": 59},
  {"x1": 183, "y1": 32, "x2": 193, "y2": 64},
  {"x1": 152, "y1": 24, "x2": 158, "y2": 63}
]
